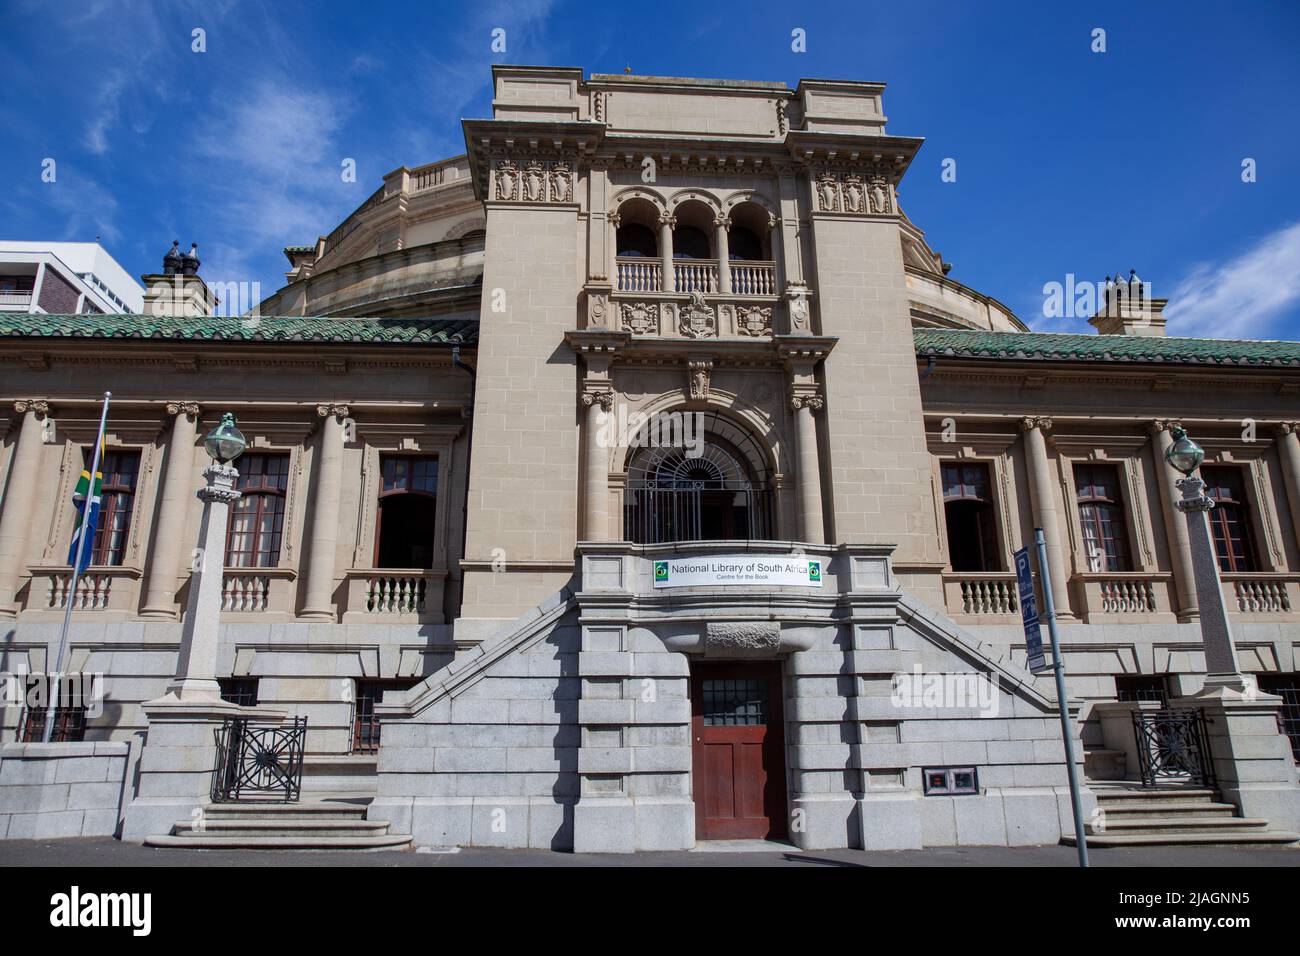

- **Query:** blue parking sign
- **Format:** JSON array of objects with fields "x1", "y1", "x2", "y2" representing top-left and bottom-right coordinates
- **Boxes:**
[{"x1": 1014, "y1": 546, "x2": 1048, "y2": 672}]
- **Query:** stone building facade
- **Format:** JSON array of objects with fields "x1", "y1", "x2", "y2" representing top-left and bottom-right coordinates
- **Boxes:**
[{"x1": 0, "y1": 66, "x2": 1297, "y2": 850}]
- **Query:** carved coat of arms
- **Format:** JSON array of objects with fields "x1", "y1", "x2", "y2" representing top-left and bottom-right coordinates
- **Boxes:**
[{"x1": 679, "y1": 291, "x2": 717, "y2": 338}]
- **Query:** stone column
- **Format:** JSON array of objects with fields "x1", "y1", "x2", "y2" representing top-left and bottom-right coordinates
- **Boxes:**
[
  {"x1": 167, "y1": 463, "x2": 241, "y2": 701},
  {"x1": 1152, "y1": 420, "x2": 1199, "y2": 621},
  {"x1": 0, "y1": 401, "x2": 48, "y2": 616},
  {"x1": 1275, "y1": 423, "x2": 1300, "y2": 547},
  {"x1": 791, "y1": 392, "x2": 826, "y2": 544},
  {"x1": 301, "y1": 404, "x2": 348, "y2": 621},
  {"x1": 141, "y1": 403, "x2": 201, "y2": 619},
  {"x1": 1020, "y1": 417, "x2": 1073, "y2": 619},
  {"x1": 658, "y1": 213, "x2": 676, "y2": 293},
  {"x1": 714, "y1": 216, "x2": 731, "y2": 295},
  {"x1": 1176, "y1": 475, "x2": 1243, "y2": 686},
  {"x1": 581, "y1": 387, "x2": 612, "y2": 541}
]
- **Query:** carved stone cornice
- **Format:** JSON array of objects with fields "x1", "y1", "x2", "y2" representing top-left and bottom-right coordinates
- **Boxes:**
[
  {"x1": 1019, "y1": 416, "x2": 1052, "y2": 433},
  {"x1": 13, "y1": 400, "x2": 49, "y2": 415}
]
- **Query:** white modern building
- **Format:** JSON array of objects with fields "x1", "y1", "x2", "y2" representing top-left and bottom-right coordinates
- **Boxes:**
[{"x1": 0, "y1": 241, "x2": 144, "y2": 315}]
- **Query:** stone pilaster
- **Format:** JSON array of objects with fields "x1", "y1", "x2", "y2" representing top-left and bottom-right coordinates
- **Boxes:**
[
  {"x1": 1275, "y1": 423, "x2": 1300, "y2": 550},
  {"x1": 1151, "y1": 420, "x2": 1199, "y2": 621},
  {"x1": 301, "y1": 404, "x2": 348, "y2": 621},
  {"x1": 141, "y1": 402, "x2": 201, "y2": 619},
  {"x1": 0, "y1": 401, "x2": 49, "y2": 616},
  {"x1": 1020, "y1": 417, "x2": 1073, "y2": 619},
  {"x1": 790, "y1": 390, "x2": 826, "y2": 544},
  {"x1": 580, "y1": 386, "x2": 613, "y2": 542}
]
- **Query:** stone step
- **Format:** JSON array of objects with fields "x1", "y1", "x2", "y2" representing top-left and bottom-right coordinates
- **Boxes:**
[
  {"x1": 173, "y1": 818, "x2": 393, "y2": 838},
  {"x1": 203, "y1": 802, "x2": 368, "y2": 820},
  {"x1": 1088, "y1": 816, "x2": 1274, "y2": 835},
  {"x1": 1065, "y1": 830, "x2": 1300, "y2": 848},
  {"x1": 1100, "y1": 801, "x2": 1237, "y2": 818},
  {"x1": 1094, "y1": 788, "x2": 1218, "y2": 804},
  {"x1": 145, "y1": 832, "x2": 413, "y2": 851}
]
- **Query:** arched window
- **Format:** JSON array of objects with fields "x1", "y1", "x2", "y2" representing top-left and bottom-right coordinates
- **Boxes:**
[
  {"x1": 375, "y1": 456, "x2": 438, "y2": 569},
  {"x1": 624, "y1": 413, "x2": 772, "y2": 543},
  {"x1": 728, "y1": 227, "x2": 764, "y2": 261},
  {"x1": 672, "y1": 225, "x2": 711, "y2": 260},
  {"x1": 941, "y1": 462, "x2": 1001, "y2": 572},
  {"x1": 616, "y1": 222, "x2": 656, "y2": 257}
]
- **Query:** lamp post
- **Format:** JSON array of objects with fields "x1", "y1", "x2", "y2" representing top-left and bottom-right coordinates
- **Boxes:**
[
  {"x1": 165, "y1": 413, "x2": 245, "y2": 701},
  {"x1": 1164, "y1": 426, "x2": 1248, "y2": 694}
]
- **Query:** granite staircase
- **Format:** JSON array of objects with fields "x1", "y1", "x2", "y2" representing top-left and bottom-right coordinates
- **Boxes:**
[
  {"x1": 144, "y1": 799, "x2": 413, "y2": 851},
  {"x1": 1065, "y1": 784, "x2": 1300, "y2": 847}
]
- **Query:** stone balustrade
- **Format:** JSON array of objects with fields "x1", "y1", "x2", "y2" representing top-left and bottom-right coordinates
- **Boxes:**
[
  {"x1": 943, "y1": 572, "x2": 1019, "y2": 617},
  {"x1": 219, "y1": 567, "x2": 297, "y2": 618},
  {"x1": 27, "y1": 565, "x2": 142, "y2": 617},
  {"x1": 342, "y1": 568, "x2": 447, "y2": 624},
  {"x1": 1073, "y1": 572, "x2": 1170, "y2": 622},
  {"x1": 1224, "y1": 574, "x2": 1297, "y2": 614}
]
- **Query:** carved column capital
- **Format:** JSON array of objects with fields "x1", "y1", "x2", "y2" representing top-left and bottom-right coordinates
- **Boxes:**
[
  {"x1": 1152, "y1": 418, "x2": 1183, "y2": 435},
  {"x1": 790, "y1": 390, "x2": 825, "y2": 413},
  {"x1": 713, "y1": 216, "x2": 732, "y2": 231},
  {"x1": 1019, "y1": 416, "x2": 1052, "y2": 433},
  {"x1": 316, "y1": 403, "x2": 350, "y2": 419},
  {"x1": 13, "y1": 400, "x2": 49, "y2": 415},
  {"x1": 1277, "y1": 422, "x2": 1300, "y2": 436},
  {"x1": 657, "y1": 213, "x2": 677, "y2": 229},
  {"x1": 165, "y1": 401, "x2": 202, "y2": 420},
  {"x1": 581, "y1": 388, "x2": 614, "y2": 413}
]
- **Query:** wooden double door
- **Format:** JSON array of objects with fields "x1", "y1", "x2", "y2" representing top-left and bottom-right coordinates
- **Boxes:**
[{"x1": 690, "y1": 661, "x2": 788, "y2": 840}]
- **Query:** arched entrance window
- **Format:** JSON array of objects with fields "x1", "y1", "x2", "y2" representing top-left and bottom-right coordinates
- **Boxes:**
[
  {"x1": 375, "y1": 456, "x2": 437, "y2": 568},
  {"x1": 624, "y1": 412, "x2": 773, "y2": 544}
]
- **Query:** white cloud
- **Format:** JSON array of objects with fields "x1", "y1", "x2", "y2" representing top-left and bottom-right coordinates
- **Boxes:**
[{"x1": 1164, "y1": 221, "x2": 1300, "y2": 339}]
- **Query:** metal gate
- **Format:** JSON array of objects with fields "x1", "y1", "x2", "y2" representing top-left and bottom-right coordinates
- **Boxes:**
[
  {"x1": 1131, "y1": 709, "x2": 1215, "y2": 787},
  {"x1": 211, "y1": 716, "x2": 307, "y2": 802}
]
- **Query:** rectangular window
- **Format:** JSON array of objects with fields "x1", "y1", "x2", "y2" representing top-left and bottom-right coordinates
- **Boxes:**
[
  {"x1": 352, "y1": 679, "x2": 422, "y2": 754},
  {"x1": 1074, "y1": 463, "x2": 1132, "y2": 572},
  {"x1": 88, "y1": 449, "x2": 140, "y2": 566},
  {"x1": 923, "y1": 766, "x2": 979, "y2": 796},
  {"x1": 940, "y1": 462, "x2": 1001, "y2": 572},
  {"x1": 225, "y1": 454, "x2": 290, "y2": 568},
  {"x1": 218, "y1": 678, "x2": 260, "y2": 707},
  {"x1": 19, "y1": 678, "x2": 89, "y2": 743},
  {"x1": 375, "y1": 456, "x2": 438, "y2": 569},
  {"x1": 1114, "y1": 674, "x2": 1169, "y2": 704},
  {"x1": 1201, "y1": 466, "x2": 1258, "y2": 572}
]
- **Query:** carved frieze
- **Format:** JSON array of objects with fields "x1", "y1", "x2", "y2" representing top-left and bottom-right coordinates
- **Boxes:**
[
  {"x1": 493, "y1": 158, "x2": 576, "y2": 204},
  {"x1": 814, "y1": 167, "x2": 895, "y2": 215},
  {"x1": 619, "y1": 301, "x2": 657, "y2": 335},
  {"x1": 678, "y1": 291, "x2": 717, "y2": 339},
  {"x1": 736, "y1": 305, "x2": 773, "y2": 337}
]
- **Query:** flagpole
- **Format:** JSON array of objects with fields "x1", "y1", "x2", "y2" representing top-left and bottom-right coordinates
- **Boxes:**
[{"x1": 43, "y1": 390, "x2": 111, "y2": 743}]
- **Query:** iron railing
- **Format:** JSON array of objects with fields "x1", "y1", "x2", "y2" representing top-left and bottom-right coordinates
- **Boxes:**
[
  {"x1": 624, "y1": 483, "x2": 773, "y2": 545},
  {"x1": 211, "y1": 716, "x2": 307, "y2": 802},
  {"x1": 1131, "y1": 708, "x2": 1215, "y2": 787}
]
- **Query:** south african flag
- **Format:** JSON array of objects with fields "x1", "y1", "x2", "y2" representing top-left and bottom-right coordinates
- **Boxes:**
[{"x1": 67, "y1": 445, "x2": 104, "y2": 574}]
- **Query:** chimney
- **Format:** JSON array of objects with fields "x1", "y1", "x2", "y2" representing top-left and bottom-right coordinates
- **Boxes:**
[
  {"x1": 1088, "y1": 269, "x2": 1167, "y2": 337},
  {"x1": 141, "y1": 240, "x2": 218, "y2": 317}
]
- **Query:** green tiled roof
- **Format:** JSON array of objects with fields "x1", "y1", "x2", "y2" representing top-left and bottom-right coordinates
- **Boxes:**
[
  {"x1": 283, "y1": 245, "x2": 317, "y2": 254},
  {"x1": 0, "y1": 313, "x2": 477, "y2": 346},
  {"x1": 914, "y1": 329, "x2": 1300, "y2": 368}
]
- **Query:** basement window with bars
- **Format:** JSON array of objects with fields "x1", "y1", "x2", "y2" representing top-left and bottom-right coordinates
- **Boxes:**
[
  {"x1": 18, "y1": 681, "x2": 88, "y2": 743},
  {"x1": 218, "y1": 678, "x2": 260, "y2": 707},
  {"x1": 352, "y1": 679, "x2": 422, "y2": 754}
]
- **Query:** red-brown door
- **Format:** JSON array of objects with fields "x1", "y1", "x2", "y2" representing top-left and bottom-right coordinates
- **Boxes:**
[{"x1": 691, "y1": 661, "x2": 787, "y2": 840}]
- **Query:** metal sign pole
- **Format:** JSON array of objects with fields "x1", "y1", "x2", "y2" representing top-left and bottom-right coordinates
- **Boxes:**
[
  {"x1": 43, "y1": 390, "x2": 111, "y2": 743},
  {"x1": 1034, "y1": 527, "x2": 1090, "y2": 868}
]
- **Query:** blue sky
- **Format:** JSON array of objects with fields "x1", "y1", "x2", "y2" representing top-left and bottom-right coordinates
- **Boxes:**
[{"x1": 3, "y1": 0, "x2": 1299, "y2": 339}]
